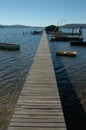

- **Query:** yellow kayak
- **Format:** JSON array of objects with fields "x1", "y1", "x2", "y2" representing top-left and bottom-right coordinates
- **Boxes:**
[{"x1": 56, "y1": 51, "x2": 77, "y2": 57}]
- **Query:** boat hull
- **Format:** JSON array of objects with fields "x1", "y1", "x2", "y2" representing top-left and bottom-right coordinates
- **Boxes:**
[
  {"x1": 31, "y1": 31, "x2": 42, "y2": 35},
  {"x1": 56, "y1": 51, "x2": 77, "y2": 57},
  {"x1": 0, "y1": 43, "x2": 20, "y2": 50},
  {"x1": 50, "y1": 36, "x2": 83, "y2": 42},
  {"x1": 70, "y1": 41, "x2": 86, "y2": 46}
]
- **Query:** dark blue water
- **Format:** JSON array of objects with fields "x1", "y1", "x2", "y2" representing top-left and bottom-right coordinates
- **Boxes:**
[
  {"x1": 0, "y1": 27, "x2": 43, "y2": 96},
  {"x1": 0, "y1": 27, "x2": 86, "y2": 130}
]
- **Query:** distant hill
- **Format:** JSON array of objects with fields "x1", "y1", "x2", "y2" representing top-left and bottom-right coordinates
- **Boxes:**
[
  {"x1": 0, "y1": 24, "x2": 30, "y2": 28},
  {"x1": 0, "y1": 24, "x2": 43, "y2": 28},
  {"x1": 62, "y1": 23, "x2": 86, "y2": 28}
]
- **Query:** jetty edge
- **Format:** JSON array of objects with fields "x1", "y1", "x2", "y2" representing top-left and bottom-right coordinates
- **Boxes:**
[{"x1": 7, "y1": 31, "x2": 67, "y2": 130}]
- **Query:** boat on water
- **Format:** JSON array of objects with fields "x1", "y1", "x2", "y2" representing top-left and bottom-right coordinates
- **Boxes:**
[
  {"x1": 50, "y1": 36, "x2": 83, "y2": 42},
  {"x1": 50, "y1": 32, "x2": 83, "y2": 42},
  {"x1": 56, "y1": 51, "x2": 77, "y2": 57},
  {"x1": 70, "y1": 41, "x2": 86, "y2": 46},
  {"x1": 0, "y1": 43, "x2": 20, "y2": 50},
  {"x1": 61, "y1": 32, "x2": 81, "y2": 36},
  {"x1": 31, "y1": 30, "x2": 43, "y2": 35},
  {"x1": 50, "y1": 26, "x2": 83, "y2": 42}
]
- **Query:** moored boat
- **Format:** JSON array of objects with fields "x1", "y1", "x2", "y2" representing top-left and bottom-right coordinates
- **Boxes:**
[
  {"x1": 0, "y1": 43, "x2": 20, "y2": 50},
  {"x1": 70, "y1": 41, "x2": 86, "y2": 46},
  {"x1": 56, "y1": 51, "x2": 77, "y2": 57},
  {"x1": 31, "y1": 31, "x2": 43, "y2": 35},
  {"x1": 50, "y1": 28, "x2": 83, "y2": 42},
  {"x1": 50, "y1": 36, "x2": 83, "y2": 42}
]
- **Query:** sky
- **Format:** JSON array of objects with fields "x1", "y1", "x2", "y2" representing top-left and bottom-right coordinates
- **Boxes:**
[{"x1": 0, "y1": 0, "x2": 86, "y2": 26}]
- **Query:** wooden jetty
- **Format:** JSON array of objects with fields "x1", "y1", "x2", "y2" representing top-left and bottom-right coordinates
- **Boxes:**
[{"x1": 8, "y1": 31, "x2": 67, "y2": 130}]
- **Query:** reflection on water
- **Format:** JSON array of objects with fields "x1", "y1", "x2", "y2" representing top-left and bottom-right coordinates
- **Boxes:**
[
  {"x1": 48, "y1": 30, "x2": 86, "y2": 130},
  {"x1": 0, "y1": 27, "x2": 42, "y2": 129}
]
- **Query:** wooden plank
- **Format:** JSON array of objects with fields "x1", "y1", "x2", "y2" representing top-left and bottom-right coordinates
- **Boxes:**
[
  {"x1": 8, "y1": 31, "x2": 67, "y2": 130},
  {"x1": 8, "y1": 127, "x2": 66, "y2": 130},
  {"x1": 10, "y1": 118, "x2": 65, "y2": 123},
  {"x1": 11, "y1": 115, "x2": 65, "y2": 119},
  {"x1": 16, "y1": 105, "x2": 62, "y2": 108},
  {"x1": 9, "y1": 122, "x2": 66, "y2": 127}
]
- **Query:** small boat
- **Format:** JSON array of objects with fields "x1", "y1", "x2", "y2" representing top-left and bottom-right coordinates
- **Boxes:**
[
  {"x1": 62, "y1": 32, "x2": 81, "y2": 36},
  {"x1": 50, "y1": 36, "x2": 83, "y2": 42},
  {"x1": 0, "y1": 43, "x2": 20, "y2": 50},
  {"x1": 56, "y1": 51, "x2": 77, "y2": 57},
  {"x1": 31, "y1": 31, "x2": 42, "y2": 35},
  {"x1": 70, "y1": 41, "x2": 86, "y2": 46}
]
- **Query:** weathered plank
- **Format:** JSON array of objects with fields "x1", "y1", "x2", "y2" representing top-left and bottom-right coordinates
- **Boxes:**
[
  {"x1": 8, "y1": 31, "x2": 67, "y2": 130},
  {"x1": 8, "y1": 127, "x2": 66, "y2": 130}
]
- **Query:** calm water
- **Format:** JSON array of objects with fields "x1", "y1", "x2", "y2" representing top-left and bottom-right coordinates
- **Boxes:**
[{"x1": 0, "y1": 27, "x2": 86, "y2": 130}]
